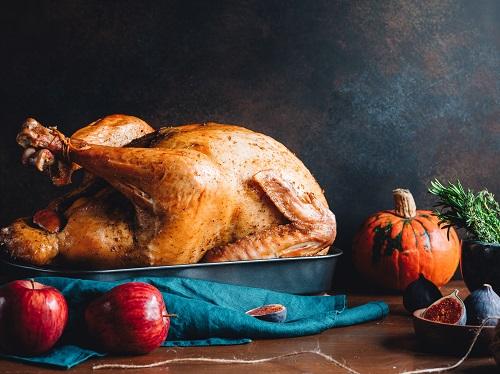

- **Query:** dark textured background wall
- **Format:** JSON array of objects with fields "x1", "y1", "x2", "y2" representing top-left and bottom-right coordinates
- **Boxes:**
[{"x1": 1, "y1": 1, "x2": 498, "y2": 281}]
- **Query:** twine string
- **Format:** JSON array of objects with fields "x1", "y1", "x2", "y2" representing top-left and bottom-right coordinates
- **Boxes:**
[{"x1": 92, "y1": 348, "x2": 361, "y2": 373}]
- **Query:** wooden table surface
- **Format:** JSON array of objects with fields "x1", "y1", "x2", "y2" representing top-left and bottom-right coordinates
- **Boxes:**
[{"x1": 0, "y1": 281, "x2": 497, "y2": 374}]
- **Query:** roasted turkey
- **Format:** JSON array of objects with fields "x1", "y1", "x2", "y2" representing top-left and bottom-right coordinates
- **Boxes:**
[{"x1": 0, "y1": 115, "x2": 336, "y2": 268}]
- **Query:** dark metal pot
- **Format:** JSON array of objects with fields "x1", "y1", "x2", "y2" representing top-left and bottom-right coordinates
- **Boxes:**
[{"x1": 461, "y1": 240, "x2": 500, "y2": 293}]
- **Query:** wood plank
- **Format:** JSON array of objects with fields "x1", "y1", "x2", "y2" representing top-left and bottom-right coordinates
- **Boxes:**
[{"x1": 0, "y1": 281, "x2": 497, "y2": 373}]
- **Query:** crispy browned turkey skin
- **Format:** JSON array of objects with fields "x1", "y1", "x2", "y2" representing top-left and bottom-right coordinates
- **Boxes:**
[{"x1": 0, "y1": 115, "x2": 336, "y2": 268}]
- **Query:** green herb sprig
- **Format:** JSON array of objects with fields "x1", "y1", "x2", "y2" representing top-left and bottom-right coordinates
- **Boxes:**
[{"x1": 428, "y1": 179, "x2": 500, "y2": 244}]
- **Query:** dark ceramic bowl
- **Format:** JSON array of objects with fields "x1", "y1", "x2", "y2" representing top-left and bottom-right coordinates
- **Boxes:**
[
  {"x1": 461, "y1": 240, "x2": 500, "y2": 294},
  {"x1": 413, "y1": 308, "x2": 495, "y2": 355}
]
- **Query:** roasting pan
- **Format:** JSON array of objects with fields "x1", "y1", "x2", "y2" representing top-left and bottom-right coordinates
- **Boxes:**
[{"x1": 0, "y1": 248, "x2": 342, "y2": 294}]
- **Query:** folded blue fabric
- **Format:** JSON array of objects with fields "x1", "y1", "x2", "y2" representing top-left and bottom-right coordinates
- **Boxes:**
[{"x1": 0, "y1": 277, "x2": 389, "y2": 369}]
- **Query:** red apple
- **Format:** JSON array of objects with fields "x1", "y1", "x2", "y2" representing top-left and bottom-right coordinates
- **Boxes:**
[
  {"x1": 85, "y1": 282, "x2": 170, "y2": 355},
  {"x1": 0, "y1": 280, "x2": 68, "y2": 355}
]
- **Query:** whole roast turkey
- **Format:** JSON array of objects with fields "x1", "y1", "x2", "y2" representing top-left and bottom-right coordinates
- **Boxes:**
[{"x1": 0, "y1": 115, "x2": 336, "y2": 268}]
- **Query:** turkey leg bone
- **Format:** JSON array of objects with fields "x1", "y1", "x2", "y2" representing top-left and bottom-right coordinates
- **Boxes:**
[
  {"x1": 17, "y1": 118, "x2": 72, "y2": 186},
  {"x1": 17, "y1": 115, "x2": 155, "y2": 186}
]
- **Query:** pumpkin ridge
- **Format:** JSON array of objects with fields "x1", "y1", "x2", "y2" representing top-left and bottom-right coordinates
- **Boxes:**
[
  {"x1": 395, "y1": 245, "x2": 401, "y2": 290},
  {"x1": 413, "y1": 218, "x2": 432, "y2": 251},
  {"x1": 407, "y1": 221, "x2": 421, "y2": 286},
  {"x1": 397, "y1": 222, "x2": 411, "y2": 290},
  {"x1": 409, "y1": 221, "x2": 419, "y2": 249}
]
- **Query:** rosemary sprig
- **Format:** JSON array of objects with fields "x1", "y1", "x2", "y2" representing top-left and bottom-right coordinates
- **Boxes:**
[{"x1": 428, "y1": 179, "x2": 500, "y2": 244}]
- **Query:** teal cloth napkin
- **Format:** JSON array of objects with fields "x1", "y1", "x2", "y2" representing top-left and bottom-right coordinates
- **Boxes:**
[{"x1": 0, "y1": 277, "x2": 389, "y2": 369}]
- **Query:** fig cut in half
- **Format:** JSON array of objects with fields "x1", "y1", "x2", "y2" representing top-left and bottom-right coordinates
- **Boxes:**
[
  {"x1": 422, "y1": 289, "x2": 466, "y2": 325},
  {"x1": 245, "y1": 304, "x2": 287, "y2": 323}
]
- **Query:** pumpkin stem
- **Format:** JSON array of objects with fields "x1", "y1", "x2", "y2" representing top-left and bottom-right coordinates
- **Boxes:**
[{"x1": 393, "y1": 188, "x2": 417, "y2": 218}]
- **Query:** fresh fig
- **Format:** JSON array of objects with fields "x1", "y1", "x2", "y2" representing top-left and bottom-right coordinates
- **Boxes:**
[
  {"x1": 245, "y1": 304, "x2": 287, "y2": 323},
  {"x1": 464, "y1": 284, "x2": 500, "y2": 326},
  {"x1": 403, "y1": 274, "x2": 442, "y2": 313},
  {"x1": 422, "y1": 289, "x2": 466, "y2": 325}
]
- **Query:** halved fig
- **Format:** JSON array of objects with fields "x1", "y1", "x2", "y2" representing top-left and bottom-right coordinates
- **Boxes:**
[
  {"x1": 422, "y1": 289, "x2": 466, "y2": 325},
  {"x1": 245, "y1": 304, "x2": 287, "y2": 323}
]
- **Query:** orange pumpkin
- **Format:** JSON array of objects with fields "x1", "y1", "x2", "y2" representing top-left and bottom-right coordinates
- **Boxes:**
[{"x1": 352, "y1": 189, "x2": 460, "y2": 291}]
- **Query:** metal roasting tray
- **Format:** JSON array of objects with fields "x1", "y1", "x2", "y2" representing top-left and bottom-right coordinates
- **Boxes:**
[{"x1": 0, "y1": 249, "x2": 342, "y2": 294}]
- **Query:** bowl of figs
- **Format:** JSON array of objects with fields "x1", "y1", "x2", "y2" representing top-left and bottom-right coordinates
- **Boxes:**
[{"x1": 405, "y1": 275, "x2": 500, "y2": 355}]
